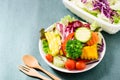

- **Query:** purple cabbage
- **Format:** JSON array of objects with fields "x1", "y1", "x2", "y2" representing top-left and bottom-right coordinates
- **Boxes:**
[
  {"x1": 56, "y1": 20, "x2": 91, "y2": 42},
  {"x1": 56, "y1": 23, "x2": 66, "y2": 42},
  {"x1": 65, "y1": 20, "x2": 83, "y2": 32},
  {"x1": 97, "y1": 39, "x2": 104, "y2": 53},
  {"x1": 56, "y1": 20, "x2": 83, "y2": 42},
  {"x1": 81, "y1": 0, "x2": 117, "y2": 23},
  {"x1": 92, "y1": 0, "x2": 116, "y2": 20},
  {"x1": 81, "y1": 0, "x2": 87, "y2": 3},
  {"x1": 86, "y1": 59, "x2": 99, "y2": 65}
]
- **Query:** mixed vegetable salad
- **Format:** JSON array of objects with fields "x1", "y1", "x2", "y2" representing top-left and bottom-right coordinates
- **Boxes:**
[
  {"x1": 40, "y1": 15, "x2": 104, "y2": 71},
  {"x1": 70, "y1": 0, "x2": 120, "y2": 24}
]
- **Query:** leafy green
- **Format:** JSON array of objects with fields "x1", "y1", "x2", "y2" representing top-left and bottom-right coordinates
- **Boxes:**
[
  {"x1": 42, "y1": 39, "x2": 49, "y2": 53},
  {"x1": 113, "y1": 16, "x2": 120, "y2": 24},
  {"x1": 40, "y1": 28, "x2": 46, "y2": 39},
  {"x1": 109, "y1": 0, "x2": 117, "y2": 5},
  {"x1": 66, "y1": 40, "x2": 83, "y2": 59},
  {"x1": 60, "y1": 15, "x2": 75, "y2": 25},
  {"x1": 82, "y1": 8, "x2": 99, "y2": 17},
  {"x1": 90, "y1": 21, "x2": 102, "y2": 31},
  {"x1": 113, "y1": 10, "x2": 120, "y2": 24}
]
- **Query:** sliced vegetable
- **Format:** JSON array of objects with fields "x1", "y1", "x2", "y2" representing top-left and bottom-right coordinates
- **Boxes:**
[
  {"x1": 81, "y1": 44, "x2": 98, "y2": 60},
  {"x1": 71, "y1": 0, "x2": 120, "y2": 24},
  {"x1": 87, "y1": 32, "x2": 99, "y2": 46},
  {"x1": 76, "y1": 61, "x2": 86, "y2": 70},
  {"x1": 45, "y1": 31, "x2": 61, "y2": 56},
  {"x1": 66, "y1": 20, "x2": 83, "y2": 32},
  {"x1": 97, "y1": 39, "x2": 104, "y2": 53},
  {"x1": 75, "y1": 27, "x2": 91, "y2": 43},
  {"x1": 53, "y1": 56, "x2": 67, "y2": 68},
  {"x1": 56, "y1": 20, "x2": 83, "y2": 42},
  {"x1": 86, "y1": 59, "x2": 99, "y2": 65},
  {"x1": 83, "y1": 23, "x2": 90, "y2": 29},
  {"x1": 65, "y1": 59, "x2": 76, "y2": 70},
  {"x1": 46, "y1": 54, "x2": 53, "y2": 62},
  {"x1": 42, "y1": 15, "x2": 104, "y2": 71},
  {"x1": 92, "y1": 0, "x2": 114, "y2": 19},
  {"x1": 66, "y1": 39, "x2": 83, "y2": 59}
]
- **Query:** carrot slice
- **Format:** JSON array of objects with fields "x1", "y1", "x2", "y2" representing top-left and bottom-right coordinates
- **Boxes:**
[
  {"x1": 61, "y1": 32, "x2": 74, "y2": 55},
  {"x1": 87, "y1": 32, "x2": 99, "y2": 46}
]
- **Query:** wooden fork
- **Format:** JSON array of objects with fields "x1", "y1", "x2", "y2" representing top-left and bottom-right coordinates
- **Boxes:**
[{"x1": 18, "y1": 65, "x2": 51, "y2": 80}]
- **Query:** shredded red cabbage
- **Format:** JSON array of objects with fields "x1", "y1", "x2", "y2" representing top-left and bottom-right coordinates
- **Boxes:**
[
  {"x1": 92, "y1": 0, "x2": 116, "y2": 19},
  {"x1": 80, "y1": 0, "x2": 117, "y2": 23},
  {"x1": 86, "y1": 59, "x2": 99, "y2": 65},
  {"x1": 56, "y1": 20, "x2": 91, "y2": 42},
  {"x1": 65, "y1": 20, "x2": 83, "y2": 32},
  {"x1": 97, "y1": 39, "x2": 104, "y2": 53},
  {"x1": 81, "y1": 0, "x2": 87, "y2": 3},
  {"x1": 56, "y1": 23, "x2": 66, "y2": 41}
]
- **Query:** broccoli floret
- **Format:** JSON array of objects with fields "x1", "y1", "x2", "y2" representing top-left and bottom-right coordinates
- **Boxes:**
[{"x1": 66, "y1": 40, "x2": 83, "y2": 59}]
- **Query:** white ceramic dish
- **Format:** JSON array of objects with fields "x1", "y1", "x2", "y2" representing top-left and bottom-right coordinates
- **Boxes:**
[
  {"x1": 39, "y1": 25, "x2": 106, "y2": 73},
  {"x1": 63, "y1": 0, "x2": 120, "y2": 34}
]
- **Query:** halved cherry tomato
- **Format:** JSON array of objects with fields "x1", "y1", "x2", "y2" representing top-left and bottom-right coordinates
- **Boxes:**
[
  {"x1": 45, "y1": 54, "x2": 53, "y2": 62},
  {"x1": 61, "y1": 32, "x2": 74, "y2": 55},
  {"x1": 76, "y1": 61, "x2": 86, "y2": 70},
  {"x1": 65, "y1": 59, "x2": 76, "y2": 70}
]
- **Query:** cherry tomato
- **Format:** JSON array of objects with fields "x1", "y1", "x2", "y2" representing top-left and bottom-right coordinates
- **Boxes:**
[
  {"x1": 65, "y1": 59, "x2": 76, "y2": 70},
  {"x1": 45, "y1": 54, "x2": 53, "y2": 62},
  {"x1": 76, "y1": 61, "x2": 86, "y2": 70}
]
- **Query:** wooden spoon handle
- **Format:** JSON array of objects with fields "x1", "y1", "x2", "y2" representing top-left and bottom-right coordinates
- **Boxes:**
[{"x1": 37, "y1": 66, "x2": 61, "y2": 80}]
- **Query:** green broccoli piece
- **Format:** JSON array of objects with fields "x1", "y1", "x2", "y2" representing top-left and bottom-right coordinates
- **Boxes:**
[{"x1": 66, "y1": 40, "x2": 83, "y2": 59}]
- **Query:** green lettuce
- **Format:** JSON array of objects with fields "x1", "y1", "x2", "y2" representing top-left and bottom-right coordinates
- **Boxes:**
[{"x1": 60, "y1": 15, "x2": 75, "y2": 25}]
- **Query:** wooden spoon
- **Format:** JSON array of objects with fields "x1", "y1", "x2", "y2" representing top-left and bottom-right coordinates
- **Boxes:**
[{"x1": 23, "y1": 54, "x2": 61, "y2": 80}]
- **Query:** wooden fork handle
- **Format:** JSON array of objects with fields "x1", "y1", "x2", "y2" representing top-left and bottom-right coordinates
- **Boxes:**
[{"x1": 37, "y1": 66, "x2": 61, "y2": 80}]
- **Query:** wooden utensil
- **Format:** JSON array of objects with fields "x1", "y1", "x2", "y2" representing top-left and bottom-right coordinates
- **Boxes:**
[
  {"x1": 23, "y1": 54, "x2": 61, "y2": 80},
  {"x1": 19, "y1": 65, "x2": 51, "y2": 80}
]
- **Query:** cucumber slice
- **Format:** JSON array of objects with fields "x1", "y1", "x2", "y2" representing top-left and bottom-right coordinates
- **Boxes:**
[{"x1": 75, "y1": 27, "x2": 91, "y2": 43}]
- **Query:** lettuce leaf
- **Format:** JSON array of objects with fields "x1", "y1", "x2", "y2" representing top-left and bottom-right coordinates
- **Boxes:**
[{"x1": 60, "y1": 15, "x2": 75, "y2": 25}]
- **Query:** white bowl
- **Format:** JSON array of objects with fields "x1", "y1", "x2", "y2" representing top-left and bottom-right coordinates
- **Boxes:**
[
  {"x1": 63, "y1": 0, "x2": 120, "y2": 34},
  {"x1": 39, "y1": 25, "x2": 106, "y2": 73}
]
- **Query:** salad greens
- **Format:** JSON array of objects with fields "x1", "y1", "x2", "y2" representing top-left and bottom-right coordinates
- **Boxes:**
[
  {"x1": 42, "y1": 39, "x2": 49, "y2": 53},
  {"x1": 40, "y1": 28, "x2": 50, "y2": 53},
  {"x1": 40, "y1": 15, "x2": 105, "y2": 71},
  {"x1": 60, "y1": 15, "x2": 75, "y2": 25},
  {"x1": 70, "y1": 0, "x2": 120, "y2": 24}
]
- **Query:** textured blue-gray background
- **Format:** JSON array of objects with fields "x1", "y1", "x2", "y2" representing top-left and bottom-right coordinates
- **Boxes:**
[{"x1": 0, "y1": 0, "x2": 120, "y2": 80}]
